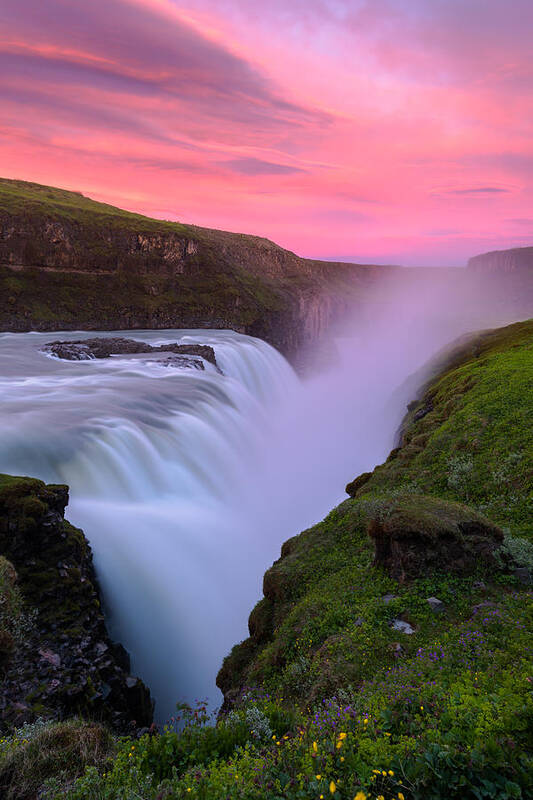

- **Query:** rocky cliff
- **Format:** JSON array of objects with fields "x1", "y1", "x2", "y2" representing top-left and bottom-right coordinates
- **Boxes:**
[
  {"x1": 0, "y1": 475, "x2": 153, "y2": 733},
  {"x1": 0, "y1": 179, "x2": 394, "y2": 360},
  {"x1": 467, "y1": 245, "x2": 533, "y2": 273}
]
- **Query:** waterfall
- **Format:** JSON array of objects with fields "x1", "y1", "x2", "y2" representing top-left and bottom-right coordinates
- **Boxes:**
[{"x1": 0, "y1": 284, "x2": 510, "y2": 719}]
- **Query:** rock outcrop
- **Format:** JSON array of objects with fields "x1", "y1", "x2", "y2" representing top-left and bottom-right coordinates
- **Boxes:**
[
  {"x1": 367, "y1": 494, "x2": 504, "y2": 583},
  {"x1": 43, "y1": 336, "x2": 219, "y2": 369},
  {"x1": 467, "y1": 245, "x2": 533, "y2": 274},
  {"x1": 0, "y1": 475, "x2": 153, "y2": 732}
]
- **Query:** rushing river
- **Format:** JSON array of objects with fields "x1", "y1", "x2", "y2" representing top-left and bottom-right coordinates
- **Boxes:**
[{"x1": 0, "y1": 298, "x2": 501, "y2": 719}]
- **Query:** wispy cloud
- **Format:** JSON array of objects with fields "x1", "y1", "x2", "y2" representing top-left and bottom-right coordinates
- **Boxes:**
[{"x1": 0, "y1": 0, "x2": 531, "y2": 265}]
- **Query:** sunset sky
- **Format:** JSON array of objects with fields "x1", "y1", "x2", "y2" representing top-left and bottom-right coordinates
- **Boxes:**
[{"x1": 1, "y1": 0, "x2": 532, "y2": 265}]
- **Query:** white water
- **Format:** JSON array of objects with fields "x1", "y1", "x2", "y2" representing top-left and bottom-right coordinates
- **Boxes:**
[{"x1": 0, "y1": 282, "x2": 518, "y2": 719}]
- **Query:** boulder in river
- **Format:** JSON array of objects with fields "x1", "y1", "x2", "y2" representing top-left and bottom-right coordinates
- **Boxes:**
[{"x1": 42, "y1": 337, "x2": 219, "y2": 370}]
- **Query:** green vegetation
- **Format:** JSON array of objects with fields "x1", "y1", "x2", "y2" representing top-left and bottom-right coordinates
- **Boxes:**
[
  {"x1": 0, "y1": 178, "x2": 369, "y2": 354},
  {"x1": 0, "y1": 178, "x2": 190, "y2": 236},
  {"x1": 1, "y1": 320, "x2": 532, "y2": 798}
]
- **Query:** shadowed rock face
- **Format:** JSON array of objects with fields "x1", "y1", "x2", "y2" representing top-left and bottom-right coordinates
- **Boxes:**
[
  {"x1": 367, "y1": 494, "x2": 504, "y2": 583},
  {"x1": 468, "y1": 246, "x2": 533, "y2": 274},
  {"x1": 42, "y1": 336, "x2": 219, "y2": 369},
  {"x1": 0, "y1": 476, "x2": 153, "y2": 733}
]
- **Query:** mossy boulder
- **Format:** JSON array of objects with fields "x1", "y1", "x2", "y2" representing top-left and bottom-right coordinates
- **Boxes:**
[
  {"x1": 367, "y1": 494, "x2": 504, "y2": 583},
  {"x1": 345, "y1": 471, "x2": 372, "y2": 497}
]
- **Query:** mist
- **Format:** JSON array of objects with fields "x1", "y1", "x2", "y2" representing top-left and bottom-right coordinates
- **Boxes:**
[{"x1": 0, "y1": 266, "x2": 528, "y2": 721}]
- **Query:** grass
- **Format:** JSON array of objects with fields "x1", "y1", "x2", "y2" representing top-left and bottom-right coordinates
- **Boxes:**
[
  {"x1": 0, "y1": 719, "x2": 114, "y2": 800},
  {"x1": 1, "y1": 319, "x2": 532, "y2": 799}
]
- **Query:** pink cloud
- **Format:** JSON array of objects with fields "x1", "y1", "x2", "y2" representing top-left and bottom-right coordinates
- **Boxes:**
[{"x1": 0, "y1": 0, "x2": 531, "y2": 265}]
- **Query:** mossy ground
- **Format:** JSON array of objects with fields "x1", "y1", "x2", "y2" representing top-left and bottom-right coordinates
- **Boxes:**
[{"x1": 2, "y1": 321, "x2": 532, "y2": 799}]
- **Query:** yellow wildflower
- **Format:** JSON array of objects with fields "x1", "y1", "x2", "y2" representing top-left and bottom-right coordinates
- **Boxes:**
[
  {"x1": 398, "y1": 794, "x2": 405, "y2": 800},
  {"x1": 336, "y1": 739, "x2": 343, "y2": 749},
  {"x1": 377, "y1": 795, "x2": 385, "y2": 800},
  {"x1": 382, "y1": 771, "x2": 387, "y2": 776},
  {"x1": 354, "y1": 793, "x2": 367, "y2": 800},
  {"x1": 339, "y1": 732, "x2": 347, "y2": 740},
  {"x1": 388, "y1": 770, "x2": 394, "y2": 776},
  {"x1": 316, "y1": 775, "x2": 322, "y2": 780},
  {"x1": 313, "y1": 741, "x2": 318, "y2": 753},
  {"x1": 330, "y1": 781, "x2": 337, "y2": 794},
  {"x1": 340, "y1": 756, "x2": 345, "y2": 762},
  {"x1": 363, "y1": 718, "x2": 368, "y2": 724}
]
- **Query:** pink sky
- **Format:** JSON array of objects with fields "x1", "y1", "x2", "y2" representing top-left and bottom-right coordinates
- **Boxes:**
[{"x1": 1, "y1": 0, "x2": 532, "y2": 265}]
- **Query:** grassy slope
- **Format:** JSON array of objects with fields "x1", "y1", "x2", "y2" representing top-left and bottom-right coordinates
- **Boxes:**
[
  {"x1": 2, "y1": 323, "x2": 527, "y2": 798},
  {"x1": 0, "y1": 179, "x2": 384, "y2": 354}
]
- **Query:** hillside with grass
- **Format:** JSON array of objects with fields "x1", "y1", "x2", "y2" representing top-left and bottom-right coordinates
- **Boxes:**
[
  {"x1": 0, "y1": 178, "x2": 397, "y2": 360},
  {"x1": 1, "y1": 319, "x2": 531, "y2": 799}
]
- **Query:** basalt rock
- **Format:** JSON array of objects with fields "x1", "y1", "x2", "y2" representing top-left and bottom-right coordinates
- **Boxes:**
[
  {"x1": 0, "y1": 475, "x2": 153, "y2": 733},
  {"x1": 42, "y1": 337, "x2": 218, "y2": 369},
  {"x1": 367, "y1": 494, "x2": 504, "y2": 583}
]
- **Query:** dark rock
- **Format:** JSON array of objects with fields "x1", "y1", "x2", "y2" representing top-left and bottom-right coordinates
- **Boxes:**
[
  {"x1": 42, "y1": 337, "x2": 219, "y2": 370},
  {"x1": 412, "y1": 399, "x2": 433, "y2": 422},
  {"x1": 38, "y1": 649, "x2": 61, "y2": 667},
  {"x1": 427, "y1": 597, "x2": 445, "y2": 613},
  {"x1": 345, "y1": 471, "x2": 372, "y2": 498},
  {"x1": 390, "y1": 642, "x2": 404, "y2": 658},
  {"x1": 514, "y1": 567, "x2": 531, "y2": 585},
  {"x1": 0, "y1": 476, "x2": 153, "y2": 734},
  {"x1": 381, "y1": 594, "x2": 398, "y2": 605},
  {"x1": 368, "y1": 494, "x2": 504, "y2": 583},
  {"x1": 390, "y1": 619, "x2": 415, "y2": 634}
]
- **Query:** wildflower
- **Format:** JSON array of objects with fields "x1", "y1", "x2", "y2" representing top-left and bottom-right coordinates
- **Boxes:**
[
  {"x1": 382, "y1": 771, "x2": 387, "y2": 776},
  {"x1": 338, "y1": 732, "x2": 347, "y2": 740},
  {"x1": 340, "y1": 756, "x2": 345, "y2": 762},
  {"x1": 313, "y1": 741, "x2": 318, "y2": 753},
  {"x1": 316, "y1": 775, "x2": 322, "y2": 780},
  {"x1": 388, "y1": 770, "x2": 394, "y2": 776},
  {"x1": 420, "y1": 705, "x2": 424, "y2": 711},
  {"x1": 377, "y1": 795, "x2": 385, "y2": 800},
  {"x1": 384, "y1": 732, "x2": 391, "y2": 737},
  {"x1": 336, "y1": 740, "x2": 343, "y2": 749},
  {"x1": 354, "y1": 793, "x2": 367, "y2": 800},
  {"x1": 398, "y1": 794, "x2": 405, "y2": 800},
  {"x1": 372, "y1": 770, "x2": 381, "y2": 775},
  {"x1": 330, "y1": 780, "x2": 337, "y2": 794},
  {"x1": 363, "y1": 718, "x2": 368, "y2": 724}
]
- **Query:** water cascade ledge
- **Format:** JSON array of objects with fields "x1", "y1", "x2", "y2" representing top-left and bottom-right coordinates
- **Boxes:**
[{"x1": 0, "y1": 310, "x2": 497, "y2": 720}]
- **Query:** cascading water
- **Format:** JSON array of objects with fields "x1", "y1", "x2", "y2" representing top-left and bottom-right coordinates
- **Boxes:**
[{"x1": 0, "y1": 281, "x2": 517, "y2": 719}]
